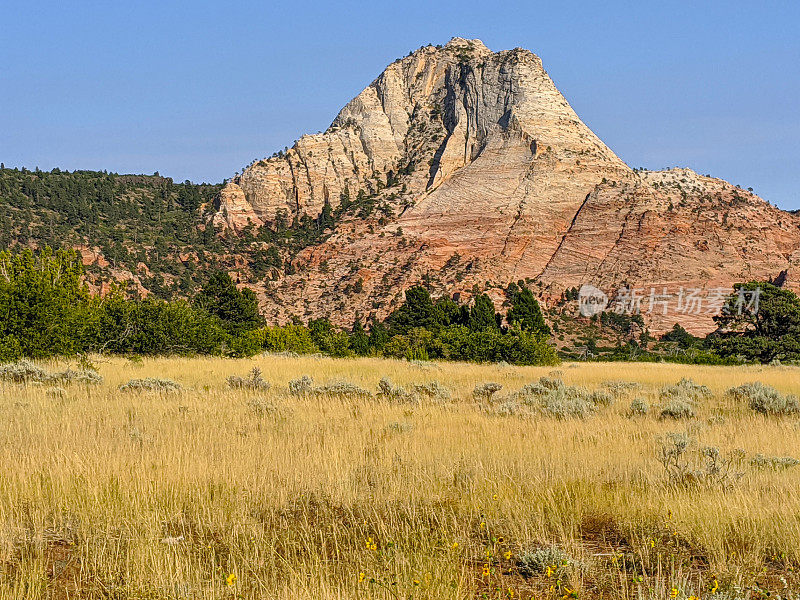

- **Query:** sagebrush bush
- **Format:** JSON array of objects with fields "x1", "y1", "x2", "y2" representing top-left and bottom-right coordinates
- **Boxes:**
[
  {"x1": 538, "y1": 376, "x2": 564, "y2": 391},
  {"x1": 120, "y1": 378, "x2": 183, "y2": 392},
  {"x1": 411, "y1": 381, "x2": 451, "y2": 400},
  {"x1": 0, "y1": 360, "x2": 102, "y2": 386},
  {"x1": 0, "y1": 360, "x2": 48, "y2": 383},
  {"x1": 473, "y1": 382, "x2": 502, "y2": 401},
  {"x1": 659, "y1": 398, "x2": 695, "y2": 420},
  {"x1": 657, "y1": 433, "x2": 744, "y2": 488},
  {"x1": 376, "y1": 377, "x2": 413, "y2": 403},
  {"x1": 314, "y1": 380, "x2": 373, "y2": 400},
  {"x1": 227, "y1": 367, "x2": 270, "y2": 391},
  {"x1": 516, "y1": 544, "x2": 581, "y2": 579},
  {"x1": 247, "y1": 398, "x2": 290, "y2": 418},
  {"x1": 46, "y1": 386, "x2": 67, "y2": 398},
  {"x1": 727, "y1": 382, "x2": 800, "y2": 416},
  {"x1": 288, "y1": 375, "x2": 313, "y2": 396},
  {"x1": 516, "y1": 378, "x2": 612, "y2": 419},
  {"x1": 518, "y1": 376, "x2": 565, "y2": 397},
  {"x1": 52, "y1": 369, "x2": 103, "y2": 385},
  {"x1": 493, "y1": 399, "x2": 521, "y2": 417},
  {"x1": 660, "y1": 378, "x2": 712, "y2": 401},
  {"x1": 629, "y1": 397, "x2": 649, "y2": 416},
  {"x1": 537, "y1": 388, "x2": 596, "y2": 419},
  {"x1": 589, "y1": 389, "x2": 614, "y2": 407},
  {"x1": 750, "y1": 453, "x2": 800, "y2": 470},
  {"x1": 602, "y1": 380, "x2": 641, "y2": 396}
]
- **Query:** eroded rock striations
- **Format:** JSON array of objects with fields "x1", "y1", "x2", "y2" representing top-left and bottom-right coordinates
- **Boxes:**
[{"x1": 220, "y1": 38, "x2": 800, "y2": 333}]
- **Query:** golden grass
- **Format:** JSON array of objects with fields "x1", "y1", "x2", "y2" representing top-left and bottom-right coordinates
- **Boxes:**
[{"x1": 1, "y1": 356, "x2": 799, "y2": 599}]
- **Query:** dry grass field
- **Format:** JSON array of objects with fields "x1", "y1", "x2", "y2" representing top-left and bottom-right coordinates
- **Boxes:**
[{"x1": 1, "y1": 355, "x2": 800, "y2": 599}]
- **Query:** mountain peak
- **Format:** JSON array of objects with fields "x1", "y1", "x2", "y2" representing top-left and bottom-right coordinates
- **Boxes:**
[
  {"x1": 443, "y1": 37, "x2": 491, "y2": 53},
  {"x1": 219, "y1": 39, "x2": 800, "y2": 334}
]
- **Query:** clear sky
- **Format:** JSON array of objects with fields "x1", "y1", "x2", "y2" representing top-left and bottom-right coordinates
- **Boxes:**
[{"x1": 2, "y1": 1, "x2": 798, "y2": 209}]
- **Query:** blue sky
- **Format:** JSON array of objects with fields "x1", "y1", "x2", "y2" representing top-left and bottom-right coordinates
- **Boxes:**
[{"x1": 2, "y1": 1, "x2": 798, "y2": 209}]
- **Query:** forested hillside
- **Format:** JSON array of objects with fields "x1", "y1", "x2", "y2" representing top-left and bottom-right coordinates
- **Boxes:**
[
  {"x1": 0, "y1": 166, "x2": 360, "y2": 299},
  {"x1": 0, "y1": 167, "x2": 225, "y2": 296}
]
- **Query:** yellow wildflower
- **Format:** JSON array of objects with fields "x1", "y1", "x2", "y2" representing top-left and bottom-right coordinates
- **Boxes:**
[
  {"x1": 413, "y1": 579, "x2": 420, "y2": 586},
  {"x1": 452, "y1": 541, "x2": 459, "y2": 549},
  {"x1": 545, "y1": 565, "x2": 554, "y2": 578},
  {"x1": 225, "y1": 573, "x2": 237, "y2": 587},
  {"x1": 670, "y1": 588, "x2": 678, "y2": 599},
  {"x1": 482, "y1": 564, "x2": 490, "y2": 577},
  {"x1": 504, "y1": 550, "x2": 512, "y2": 560},
  {"x1": 358, "y1": 572, "x2": 366, "y2": 583}
]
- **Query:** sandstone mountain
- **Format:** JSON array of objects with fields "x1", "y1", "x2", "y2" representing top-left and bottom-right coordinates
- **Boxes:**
[{"x1": 218, "y1": 38, "x2": 800, "y2": 333}]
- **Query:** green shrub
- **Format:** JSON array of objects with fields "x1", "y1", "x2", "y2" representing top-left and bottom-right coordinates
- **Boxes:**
[{"x1": 259, "y1": 324, "x2": 319, "y2": 354}]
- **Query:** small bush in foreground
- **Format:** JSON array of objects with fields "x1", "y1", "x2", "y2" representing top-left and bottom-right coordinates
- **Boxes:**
[
  {"x1": 657, "y1": 433, "x2": 743, "y2": 488},
  {"x1": 727, "y1": 381, "x2": 800, "y2": 416},
  {"x1": 659, "y1": 399, "x2": 695, "y2": 420},
  {"x1": 629, "y1": 397, "x2": 649, "y2": 416},
  {"x1": 516, "y1": 544, "x2": 582, "y2": 580},
  {"x1": 602, "y1": 380, "x2": 642, "y2": 396}
]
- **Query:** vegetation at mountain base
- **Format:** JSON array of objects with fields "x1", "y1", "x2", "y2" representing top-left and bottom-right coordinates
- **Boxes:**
[
  {"x1": 0, "y1": 246, "x2": 556, "y2": 365},
  {"x1": 2, "y1": 245, "x2": 799, "y2": 366}
]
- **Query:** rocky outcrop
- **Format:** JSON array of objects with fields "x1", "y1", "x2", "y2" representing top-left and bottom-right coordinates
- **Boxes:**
[
  {"x1": 212, "y1": 182, "x2": 262, "y2": 232},
  {"x1": 221, "y1": 38, "x2": 800, "y2": 333}
]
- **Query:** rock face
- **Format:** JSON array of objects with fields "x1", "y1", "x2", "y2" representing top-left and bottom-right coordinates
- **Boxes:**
[
  {"x1": 221, "y1": 38, "x2": 800, "y2": 333},
  {"x1": 212, "y1": 183, "x2": 263, "y2": 232}
]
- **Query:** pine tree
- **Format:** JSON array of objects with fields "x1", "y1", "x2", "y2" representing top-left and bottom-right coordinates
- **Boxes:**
[
  {"x1": 350, "y1": 317, "x2": 370, "y2": 356},
  {"x1": 469, "y1": 294, "x2": 498, "y2": 330},
  {"x1": 506, "y1": 286, "x2": 550, "y2": 334}
]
